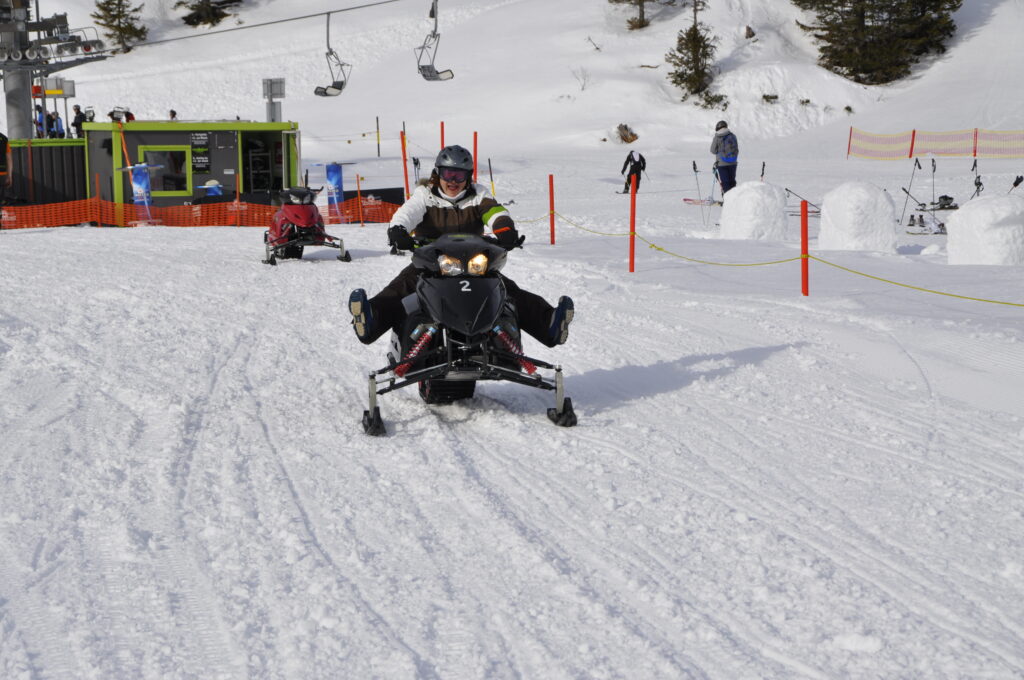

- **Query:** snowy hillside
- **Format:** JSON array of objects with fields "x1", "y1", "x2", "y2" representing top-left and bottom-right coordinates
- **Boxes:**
[{"x1": 2, "y1": 1, "x2": 1024, "y2": 678}]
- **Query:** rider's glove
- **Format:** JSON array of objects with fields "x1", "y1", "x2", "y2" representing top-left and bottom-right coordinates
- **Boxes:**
[
  {"x1": 387, "y1": 225, "x2": 416, "y2": 250},
  {"x1": 494, "y1": 228, "x2": 524, "y2": 251}
]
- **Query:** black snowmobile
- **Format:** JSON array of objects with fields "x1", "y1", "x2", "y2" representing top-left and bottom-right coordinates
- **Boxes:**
[{"x1": 360, "y1": 234, "x2": 577, "y2": 435}]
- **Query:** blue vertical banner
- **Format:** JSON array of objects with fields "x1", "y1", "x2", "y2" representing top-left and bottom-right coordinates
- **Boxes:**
[
  {"x1": 326, "y1": 162, "x2": 344, "y2": 223},
  {"x1": 130, "y1": 166, "x2": 154, "y2": 222}
]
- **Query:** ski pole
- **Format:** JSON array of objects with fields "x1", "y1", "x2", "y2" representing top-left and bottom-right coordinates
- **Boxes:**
[
  {"x1": 969, "y1": 159, "x2": 984, "y2": 200},
  {"x1": 784, "y1": 188, "x2": 820, "y2": 212},
  {"x1": 692, "y1": 160, "x2": 707, "y2": 227},
  {"x1": 1010, "y1": 175, "x2": 1023, "y2": 194},
  {"x1": 930, "y1": 158, "x2": 938, "y2": 222},
  {"x1": 487, "y1": 158, "x2": 496, "y2": 197},
  {"x1": 899, "y1": 158, "x2": 921, "y2": 225},
  {"x1": 931, "y1": 158, "x2": 937, "y2": 205},
  {"x1": 901, "y1": 186, "x2": 926, "y2": 211}
]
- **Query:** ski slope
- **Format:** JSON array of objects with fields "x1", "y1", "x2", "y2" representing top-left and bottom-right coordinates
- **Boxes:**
[{"x1": 2, "y1": 0, "x2": 1024, "y2": 677}]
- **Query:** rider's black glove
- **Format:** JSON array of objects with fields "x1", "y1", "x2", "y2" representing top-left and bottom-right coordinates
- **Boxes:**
[
  {"x1": 388, "y1": 225, "x2": 416, "y2": 250},
  {"x1": 495, "y1": 229, "x2": 525, "y2": 251}
]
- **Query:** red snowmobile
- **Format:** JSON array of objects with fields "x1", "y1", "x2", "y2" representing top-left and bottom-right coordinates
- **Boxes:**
[{"x1": 263, "y1": 187, "x2": 351, "y2": 265}]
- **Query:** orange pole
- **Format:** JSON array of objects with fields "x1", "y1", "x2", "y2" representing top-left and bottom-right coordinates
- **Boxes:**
[
  {"x1": 26, "y1": 139, "x2": 34, "y2": 203},
  {"x1": 356, "y1": 174, "x2": 364, "y2": 226},
  {"x1": 548, "y1": 174, "x2": 555, "y2": 245},
  {"x1": 801, "y1": 200, "x2": 809, "y2": 296},
  {"x1": 473, "y1": 131, "x2": 478, "y2": 183},
  {"x1": 234, "y1": 177, "x2": 241, "y2": 227},
  {"x1": 629, "y1": 174, "x2": 637, "y2": 273},
  {"x1": 440, "y1": 121, "x2": 445, "y2": 149},
  {"x1": 908, "y1": 129, "x2": 916, "y2": 159},
  {"x1": 400, "y1": 130, "x2": 410, "y2": 198},
  {"x1": 846, "y1": 126, "x2": 853, "y2": 159}
]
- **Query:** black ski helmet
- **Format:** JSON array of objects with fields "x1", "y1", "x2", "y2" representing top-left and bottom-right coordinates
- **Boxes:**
[
  {"x1": 715, "y1": 120, "x2": 728, "y2": 131},
  {"x1": 435, "y1": 145, "x2": 473, "y2": 173}
]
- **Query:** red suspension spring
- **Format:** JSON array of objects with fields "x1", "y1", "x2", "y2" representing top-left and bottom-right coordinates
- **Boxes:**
[
  {"x1": 494, "y1": 327, "x2": 536, "y2": 375},
  {"x1": 394, "y1": 326, "x2": 436, "y2": 377}
]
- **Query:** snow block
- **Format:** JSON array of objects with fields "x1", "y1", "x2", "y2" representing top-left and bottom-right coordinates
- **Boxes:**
[
  {"x1": 719, "y1": 181, "x2": 788, "y2": 240},
  {"x1": 818, "y1": 182, "x2": 897, "y2": 253},
  {"x1": 947, "y1": 195, "x2": 1024, "y2": 266}
]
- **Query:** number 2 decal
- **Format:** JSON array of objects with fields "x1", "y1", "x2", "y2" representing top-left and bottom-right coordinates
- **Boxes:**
[{"x1": 460, "y1": 280, "x2": 472, "y2": 292}]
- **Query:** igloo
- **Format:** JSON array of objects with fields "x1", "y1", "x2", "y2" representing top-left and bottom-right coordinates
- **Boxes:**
[
  {"x1": 818, "y1": 182, "x2": 897, "y2": 253},
  {"x1": 719, "y1": 182, "x2": 788, "y2": 240},
  {"x1": 947, "y1": 195, "x2": 1024, "y2": 266}
]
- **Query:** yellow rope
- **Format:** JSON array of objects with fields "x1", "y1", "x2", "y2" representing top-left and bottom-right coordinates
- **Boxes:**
[
  {"x1": 636, "y1": 234, "x2": 803, "y2": 267},
  {"x1": 516, "y1": 210, "x2": 1023, "y2": 307},
  {"x1": 808, "y1": 255, "x2": 1024, "y2": 307}
]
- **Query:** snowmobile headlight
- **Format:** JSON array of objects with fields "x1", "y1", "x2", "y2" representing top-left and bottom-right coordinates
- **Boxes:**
[
  {"x1": 467, "y1": 253, "x2": 488, "y2": 276},
  {"x1": 438, "y1": 254, "x2": 464, "y2": 276}
]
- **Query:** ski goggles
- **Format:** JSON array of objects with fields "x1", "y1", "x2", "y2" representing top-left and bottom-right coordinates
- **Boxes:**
[{"x1": 438, "y1": 167, "x2": 471, "y2": 183}]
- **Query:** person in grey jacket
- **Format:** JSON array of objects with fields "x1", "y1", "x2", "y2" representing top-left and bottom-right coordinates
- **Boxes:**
[{"x1": 710, "y1": 120, "x2": 739, "y2": 194}]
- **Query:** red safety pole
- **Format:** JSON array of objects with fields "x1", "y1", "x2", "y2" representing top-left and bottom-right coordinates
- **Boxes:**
[
  {"x1": 973, "y1": 127, "x2": 979, "y2": 157},
  {"x1": 548, "y1": 174, "x2": 555, "y2": 245},
  {"x1": 629, "y1": 174, "x2": 637, "y2": 273},
  {"x1": 440, "y1": 121, "x2": 445, "y2": 149},
  {"x1": 400, "y1": 130, "x2": 410, "y2": 199},
  {"x1": 473, "y1": 131, "x2": 478, "y2": 183},
  {"x1": 801, "y1": 200, "x2": 809, "y2": 296},
  {"x1": 908, "y1": 129, "x2": 917, "y2": 159},
  {"x1": 846, "y1": 126, "x2": 853, "y2": 159}
]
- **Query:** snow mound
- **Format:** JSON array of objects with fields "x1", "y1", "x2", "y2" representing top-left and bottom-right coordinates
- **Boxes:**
[
  {"x1": 818, "y1": 182, "x2": 897, "y2": 253},
  {"x1": 947, "y1": 195, "x2": 1024, "y2": 265},
  {"x1": 719, "y1": 182, "x2": 788, "y2": 240}
]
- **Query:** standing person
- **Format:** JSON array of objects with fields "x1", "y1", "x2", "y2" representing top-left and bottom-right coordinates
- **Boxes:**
[
  {"x1": 33, "y1": 105, "x2": 45, "y2": 138},
  {"x1": 620, "y1": 149, "x2": 646, "y2": 193},
  {"x1": 0, "y1": 129, "x2": 12, "y2": 206},
  {"x1": 71, "y1": 105, "x2": 86, "y2": 138},
  {"x1": 44, "y1": 110, "x2": 55, "y2": 138},
  {"x1": 52, "y1": 112, "x2": 65, "y2": 139},
  {"x1": 710, "y1": 120, "x2": 739, "y2": 194},
  {"x1": 348, "y1": 144, "x2": 574, "y2": 349}
]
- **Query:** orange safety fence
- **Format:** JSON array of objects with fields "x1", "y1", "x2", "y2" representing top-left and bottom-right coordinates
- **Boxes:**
[
  {"x1": 1, "y1": 196, "x2": 400, "y2": 230},
  {"x1": 848, "y1": 127, "x2": 1024, "y2": 159}
]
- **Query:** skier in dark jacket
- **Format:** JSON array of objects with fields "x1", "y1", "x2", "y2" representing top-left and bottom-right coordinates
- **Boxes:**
[
  {"x1": 71, "y1": 105, "x2": 86, "y2": 138},
  {"x1": 710, "y1": 120, "x2": 739, "y2": 194},
  {"x1": 620, "y1": 150, "x2": 646, "y2": 193},
  {"x1": 348, "y1": 144, "x2": 574, "y2": 349}
]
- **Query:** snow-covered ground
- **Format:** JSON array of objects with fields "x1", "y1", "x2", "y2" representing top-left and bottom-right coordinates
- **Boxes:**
[{"x1": 2, "y1": 1, "x2": 1023, "y2": 678}]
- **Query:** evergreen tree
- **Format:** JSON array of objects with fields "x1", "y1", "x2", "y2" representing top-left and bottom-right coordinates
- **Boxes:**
[
  {"x1": 173, "y1": 0, "x2": 243, "y2": 28},
  {"x1": 608, "y1": 0, "x2": 679, "y2": 30},
  {"x1": 793, "y1": 0, "x2": 961, "y2": 85},
  {"x1": 664, "y1": 1, "x2": 726, "y2": 109},
  {"x1": 90, "y1": 0, "x2": 148, "y2": 53}
]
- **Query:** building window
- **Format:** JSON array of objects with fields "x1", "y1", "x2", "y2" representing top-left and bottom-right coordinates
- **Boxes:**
[{"x1": 138, "y1": 145, "x2": 192, "y2": 197}]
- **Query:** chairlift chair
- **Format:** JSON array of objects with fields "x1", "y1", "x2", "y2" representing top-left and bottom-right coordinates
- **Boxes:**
[
  {"x1": 415, "y1": 0, "x2": 453, "y2": 81},
  {"x1": 314, "y1": 14, "x2": 352, "y2": 97}
]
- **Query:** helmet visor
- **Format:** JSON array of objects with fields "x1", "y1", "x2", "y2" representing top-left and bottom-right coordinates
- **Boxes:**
[{"x1": 439, "y1": 167, "x2": 471, "y2": 183}]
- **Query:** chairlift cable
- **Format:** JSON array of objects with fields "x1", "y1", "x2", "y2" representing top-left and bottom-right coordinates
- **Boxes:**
[{"x1": 130, "y1": 0, "x2": 407, "y2": 49}]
